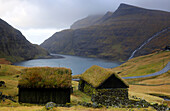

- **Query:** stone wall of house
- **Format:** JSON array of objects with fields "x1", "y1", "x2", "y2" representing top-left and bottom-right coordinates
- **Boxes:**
[
  {"x1": 91, "y1": 88, "x2": 129, "y2": 106},
  {"x1": 79, "y1": 80, "x2": 128, "y2": 98}
]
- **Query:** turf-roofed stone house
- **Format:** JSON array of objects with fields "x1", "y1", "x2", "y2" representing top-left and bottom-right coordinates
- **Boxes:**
[
  {"x1": 18, "y1": 67, "x2": 72, "y2": 104},
  {"x1": 78, "y1": 65, "x2": 129, "y2": 100}
]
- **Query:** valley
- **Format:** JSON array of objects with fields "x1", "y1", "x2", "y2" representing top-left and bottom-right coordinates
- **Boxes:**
[{"x1": 0, "y1": 2, "x2": 169, "y2": 111}]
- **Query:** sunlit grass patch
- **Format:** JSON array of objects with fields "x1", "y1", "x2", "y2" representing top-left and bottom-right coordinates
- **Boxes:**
[
  {"x1": 112, "y1": 51, "x2": 170, "y2": 77},
  {"x1": 0, "y1": 64, "x2": 24, "y2": 76},
  {"x1": 0, "y1": 106, "x2": 43, "y2": 111}
]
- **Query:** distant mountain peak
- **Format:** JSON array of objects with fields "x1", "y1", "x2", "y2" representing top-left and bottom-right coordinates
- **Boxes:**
[
  {"x1": 118, "y1": 3, "x2": 137, "y2": 9},
  {"x1": 112, "y1": 3, "x2": 149, "y2": 17}
]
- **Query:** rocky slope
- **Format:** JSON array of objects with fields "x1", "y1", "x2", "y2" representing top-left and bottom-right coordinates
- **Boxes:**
[
  {"x1": 0, "y1": 18, "x2": 49, "y2": 62},
  {"x1": 41, "y1": 3, "x2": 170, "y2": 61}
]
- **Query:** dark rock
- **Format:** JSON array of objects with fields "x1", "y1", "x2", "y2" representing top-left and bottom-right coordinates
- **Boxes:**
[
  {"x1": 45, "y1": 102, "x2": 57, "y2": 110},
  {"x1": 151, "y1": 103, "x2": 169, "y2": 111},
  {"x1": 0, "y1": 81, "x2": 6, "y2": 87},
  {"x1": 92, "y1": 102, "x2": 99, "y2": 108},
  {"x1": 15, "y1": 75, "x2": 20, "y2": 78}
]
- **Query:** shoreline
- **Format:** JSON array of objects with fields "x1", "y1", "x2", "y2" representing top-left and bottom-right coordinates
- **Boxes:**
[{"x1": 37, "y1": 54, "x2": 65, "y2": 59}]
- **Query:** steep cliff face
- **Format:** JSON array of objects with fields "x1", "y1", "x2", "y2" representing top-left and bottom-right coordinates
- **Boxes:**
[
  {"x1": 41, "y1": 3, "x2": 170, "y2": 61},
  {"x1": 0, "y1": 18, "x2": 49, "y2": 62}
]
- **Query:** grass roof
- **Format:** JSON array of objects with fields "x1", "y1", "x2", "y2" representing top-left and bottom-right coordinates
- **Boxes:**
[
  {"x1": 18, "y1": 67, "x2": 72, "y2": 88},
  {"x1": 80, "y1": 65, "x2": 128, "y2": 88}
]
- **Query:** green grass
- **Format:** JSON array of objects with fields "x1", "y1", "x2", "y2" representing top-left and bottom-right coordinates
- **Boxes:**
[
  {"x1": 112, "y1": 51, "x2": 170, "y2": 77},
  {"x1": 71, "y1": 81, "x2": 91, "y2": 103},
  {"x1": 0, "y1": 64, "x2": 24, "y2": 76},
  {"x1": 125, "y1": 70, "x2": 170, "y2": 85}
]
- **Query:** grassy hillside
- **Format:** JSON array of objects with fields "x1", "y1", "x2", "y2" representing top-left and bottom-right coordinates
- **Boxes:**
[
  {"x1": 41, "y1": 3, "x2": 170, "y2": 62},
  {"x1": 127, "y1": 71, "x2": 170, "y2": 107},
  {"x1": 112, "y1": 51, "x2": 170, "y2": 77},
  {"x1": 0, "y1": 18, "x2": 49, "y2": 63}
]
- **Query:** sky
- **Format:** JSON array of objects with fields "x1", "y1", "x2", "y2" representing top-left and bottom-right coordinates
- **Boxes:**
[{"x1": 0, "y1": 0, "x2": 170, "y2": 44}]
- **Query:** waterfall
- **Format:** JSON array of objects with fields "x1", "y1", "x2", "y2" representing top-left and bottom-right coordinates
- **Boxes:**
[{"x1": 128, "y1": 27, "x2": 170, "y2": 60}]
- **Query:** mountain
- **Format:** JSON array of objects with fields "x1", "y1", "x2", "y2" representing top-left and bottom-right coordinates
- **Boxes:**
[
  {"x1": 0, "y1": 18, "x2": 49, "y2": 62},
  {"x1": 70, "y1": 15, "x2": 103, "y2": 29},
  {"x1": 41, "y1": 3, "x2": 170, "y2": 61}
]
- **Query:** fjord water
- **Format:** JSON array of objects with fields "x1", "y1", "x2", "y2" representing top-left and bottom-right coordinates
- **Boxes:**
[{"x1": 14, "y1": 54, "x2": 121, "y2": 75}]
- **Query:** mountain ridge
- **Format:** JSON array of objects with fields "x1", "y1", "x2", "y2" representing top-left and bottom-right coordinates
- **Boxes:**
[
  {"x1": 70, "y1": 15, "x2": 103, "y2": 29},
  {"x1": 41, "y1": 3, "x2": 170, "y2": 61}
]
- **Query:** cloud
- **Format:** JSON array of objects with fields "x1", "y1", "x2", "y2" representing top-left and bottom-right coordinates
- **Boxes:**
[
  {"x1": 1, "y1": 0, "x2": 169, "y2": 30},
  {"x1": 0, "y1": 0, "x2": 170, "y2": 44},
  {"x1": 20, "y1": 28, "x2": 63, "y2": 45}
]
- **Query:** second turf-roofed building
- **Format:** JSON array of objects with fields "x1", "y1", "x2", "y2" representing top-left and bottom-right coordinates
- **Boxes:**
[
  {"x1": 78, "y1": 65, "x2": 129, "y2": 98},
  {"x1": 18, "y1": 67, "x2": 72, "y2": 104}
]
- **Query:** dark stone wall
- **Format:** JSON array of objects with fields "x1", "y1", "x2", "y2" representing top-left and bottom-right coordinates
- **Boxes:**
[
  {"x1": 97, "y1": 74, "x2": 129, "y2": 89},
  {"x1": 19, "y1": 88, "x2": 70, "y2": 104},
  {"x1": 97, "y1": 88, "x2": 128, "y2": 99},
  {"x1": 91, "y1": 88, "x2": 129, "y2": 106}
]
